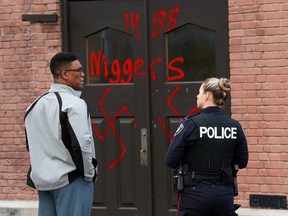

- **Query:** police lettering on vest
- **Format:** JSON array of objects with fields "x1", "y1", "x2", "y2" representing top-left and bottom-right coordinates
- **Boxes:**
[{"x1": 199, "y1": 126, "x2": 237, "y2": 139}]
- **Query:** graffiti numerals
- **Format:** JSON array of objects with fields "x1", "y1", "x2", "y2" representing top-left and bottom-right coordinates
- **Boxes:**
[
  {"x1": 125, "y1": 7, "x2": 180, "y2": 38},
  {"x1": 151, "y1": 7, "x2": 180, "y2": 37},
  {"x1": 125, "y1": 12, "x2": 140, "y2": 39}
]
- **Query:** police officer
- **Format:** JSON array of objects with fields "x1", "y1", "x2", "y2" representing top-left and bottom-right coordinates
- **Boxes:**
[{"x1": 165, "y1": 77, "x2": 248, "y2": 216}]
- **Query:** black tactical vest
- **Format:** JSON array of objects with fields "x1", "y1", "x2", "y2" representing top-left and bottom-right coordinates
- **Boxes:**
[{"x1": 184, "y1": 113, "x2": 239, "y2": 174}]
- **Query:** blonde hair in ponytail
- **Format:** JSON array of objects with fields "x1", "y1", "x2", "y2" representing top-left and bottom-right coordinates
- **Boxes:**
[{"x1": 202, "y1": 77, "x2": 230, "y2": 106}]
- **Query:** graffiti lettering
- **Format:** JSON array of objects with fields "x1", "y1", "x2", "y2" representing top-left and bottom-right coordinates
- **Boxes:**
[
  {"x1": 89, "y1": 50, "x2": 185, "y2": 83},
  {"x1": 149, "y1": 57, "x2": 161, "y2": 80},
  {"x1": 167, "y1": 57, "x2": 185, "y2": 81}
]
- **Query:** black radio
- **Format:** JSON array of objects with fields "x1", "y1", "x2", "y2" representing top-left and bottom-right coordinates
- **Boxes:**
[{"x1": 173, "y1": 167, "x2": 184, "y2": 192}]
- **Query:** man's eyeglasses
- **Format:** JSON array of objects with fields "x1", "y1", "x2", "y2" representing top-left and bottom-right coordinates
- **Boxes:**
[{"x1": 64, "y1": 68, "x2": 83, "y2": 73}]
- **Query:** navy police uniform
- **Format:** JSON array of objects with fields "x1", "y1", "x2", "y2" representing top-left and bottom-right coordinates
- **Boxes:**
[{"x1": 165, "y1": 107, "x2": 248, "y2": 216}]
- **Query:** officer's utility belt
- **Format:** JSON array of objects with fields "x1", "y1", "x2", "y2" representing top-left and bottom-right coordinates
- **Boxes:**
[
  {"x1": 190, "y1": 171, "x2": 222, "y2": 180},
  {"x1": 183, "y1": 170, "x2": 224, "y2": 188},
  {"x1": 173, "y1": 164, "x2": 235, "y2": 192}
]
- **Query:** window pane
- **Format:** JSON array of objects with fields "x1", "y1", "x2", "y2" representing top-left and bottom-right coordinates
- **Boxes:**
[
  {"x1": 166, "y1": 24, "x2": 215, "y2": 82},
  {"x1": 85, "y1": 28, "x2": 133, "y2": 84}
]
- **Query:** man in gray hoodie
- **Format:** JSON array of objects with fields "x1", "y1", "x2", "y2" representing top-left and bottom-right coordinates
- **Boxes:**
[{"x1": 25, "y1": 52, "x2": 97, "y2": 216}]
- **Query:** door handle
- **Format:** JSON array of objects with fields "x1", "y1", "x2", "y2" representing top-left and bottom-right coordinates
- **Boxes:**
[{"x1": 140, "y1": 128, "x2": 148, "y2": 167}]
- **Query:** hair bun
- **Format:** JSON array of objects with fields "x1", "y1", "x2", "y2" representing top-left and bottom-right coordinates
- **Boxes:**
[{"x1": 218, "y1": 78, "x2": 230, "y2": 91}]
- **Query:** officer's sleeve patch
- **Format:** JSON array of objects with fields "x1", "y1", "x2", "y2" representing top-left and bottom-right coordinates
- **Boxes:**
[{"x1": 174, "y1": 123, "x2": 184, "y2": 136}]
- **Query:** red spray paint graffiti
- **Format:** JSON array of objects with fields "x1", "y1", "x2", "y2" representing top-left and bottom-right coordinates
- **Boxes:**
[
  {"x1": 89, "y1": 50, "x2": 185, "y2": 83},
  {"x1": 91, "y1": 86, "x2": 199, "y2": 168},
  {"x1": 151, "y1": 7, "x2": 180, "y2": 37},
  {"x1": 158, "y1": 86, "x2": 200, "y2": 142},
  {"x1": 124, "y1": 7, "x2": 180, "y2": 39},
  {"x1": 125, "y1": 12, "x2": 140, "y2": 39},
  {"x1": 91, "y1": 87, "x2": 136, "y2": 170},
  {"x1": 89, "y1": 6, "x2": 199, "y2": 169}
]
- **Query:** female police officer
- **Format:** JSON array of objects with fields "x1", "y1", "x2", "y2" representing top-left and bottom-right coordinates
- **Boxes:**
[{"x1": 165, "y1": 77, "x2": 248, "y2": 216}]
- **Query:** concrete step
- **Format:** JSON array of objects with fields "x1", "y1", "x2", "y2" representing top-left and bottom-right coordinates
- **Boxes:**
[
  {"x1": 0, "y1": 201, "x2": 287, "y2": 216},
  {"x1": 0, "y1": 201, "x2": 37, "y2": 216},
  {"x1": 237, "y1": 208, "x2": 287, "y2": 216}
]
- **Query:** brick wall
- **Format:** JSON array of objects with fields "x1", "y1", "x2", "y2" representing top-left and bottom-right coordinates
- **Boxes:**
[
  {"x1": 0, "y1": 0, "x2": 288, "y2": 209},
  {"x1": 0, "y1": 0, "x2": 61, "y2": 200},
  {"x1": 229, "y1": 0, "x2": 288, "y2": 207}
]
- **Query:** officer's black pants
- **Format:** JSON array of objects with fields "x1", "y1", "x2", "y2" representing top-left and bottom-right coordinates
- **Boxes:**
[{"x1": 177, "y1": 180, "x2": 235, "y2": 216}]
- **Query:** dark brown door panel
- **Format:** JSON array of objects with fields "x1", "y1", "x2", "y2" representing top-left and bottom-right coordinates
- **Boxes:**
[{"x1": 63, "y1": 0, "x2": 229, "y2": 215}]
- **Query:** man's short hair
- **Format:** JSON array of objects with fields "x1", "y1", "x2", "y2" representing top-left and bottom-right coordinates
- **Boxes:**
[{"x1": 50, "y1": 52, "x2": 78, "y2": 78}]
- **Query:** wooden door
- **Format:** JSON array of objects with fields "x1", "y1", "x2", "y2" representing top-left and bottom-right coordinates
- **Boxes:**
[
  {"x1": 148, "y1": 0, "x2": 229, "y2": 215},
  {"x1": 63, "y1": 1, "x2": 152, "y2": 215},
  {"x1": 62, "y1": 0, "x2": 229, "y2": 215}
]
